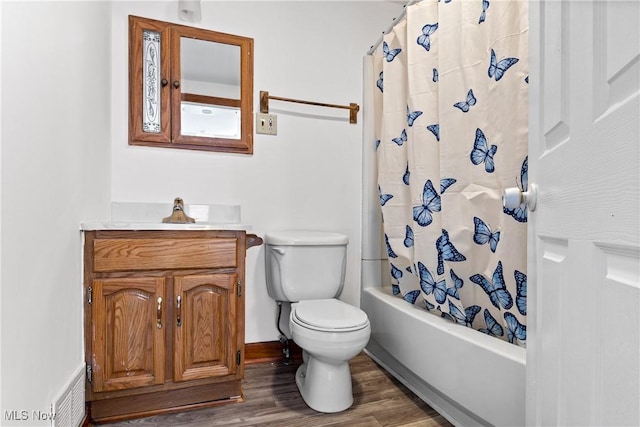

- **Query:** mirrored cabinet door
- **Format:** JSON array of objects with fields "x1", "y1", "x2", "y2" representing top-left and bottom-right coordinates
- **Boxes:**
[
  {"x1": 178, "y1": 37, "x2": 241, "y2": 140},
  {"x1": 129, "y1": 16, "x2": 254, "y2": 154}
]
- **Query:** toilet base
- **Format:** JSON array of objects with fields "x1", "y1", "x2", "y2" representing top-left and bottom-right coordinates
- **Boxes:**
[{"x1": 295, "y1": 354, "x2": 354, "y2": 413}]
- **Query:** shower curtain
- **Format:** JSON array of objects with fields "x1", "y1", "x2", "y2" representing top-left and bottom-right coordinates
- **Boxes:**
[{"x1": 372, "y1": 0, "x2": 528, "y2": 346}]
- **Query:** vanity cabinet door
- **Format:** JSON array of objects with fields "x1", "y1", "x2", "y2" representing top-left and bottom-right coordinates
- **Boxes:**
[
  {"x1": 91, "y1": 277, "x2": 166, "y2": 392},
  {"x1": 173, "y1": 273, "x2": 238, "y2": 382}
]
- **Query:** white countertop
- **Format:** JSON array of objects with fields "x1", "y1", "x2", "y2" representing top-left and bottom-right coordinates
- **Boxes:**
[
  {"x1": 81, "y1": 202, "x2": 249, "y2": 231},
  {"x1": 80, "y1": 222, "x2": 249, "y2": 231}
]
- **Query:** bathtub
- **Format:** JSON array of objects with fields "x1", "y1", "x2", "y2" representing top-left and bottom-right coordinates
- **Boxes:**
[{"x1": 361, "y1": 286, "x2": 526, "y2": 427}]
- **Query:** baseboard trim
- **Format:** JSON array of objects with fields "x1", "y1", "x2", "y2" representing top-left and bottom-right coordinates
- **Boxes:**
[{"x1": 245, "y1": 340, "x2": 302, "y2": 364}]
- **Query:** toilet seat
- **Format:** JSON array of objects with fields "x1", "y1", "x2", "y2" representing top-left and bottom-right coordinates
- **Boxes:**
[{"x1": 292, "y1": 299, "x2": 369, "y2": 332}]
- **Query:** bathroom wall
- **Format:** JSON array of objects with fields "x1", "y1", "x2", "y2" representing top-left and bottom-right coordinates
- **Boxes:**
[
  {"x1": 1, "y1": 1, "x2": 111, "y2": 423},
  {"x1": 110, "y1": 1, "x2": 401, "y2": 342}
]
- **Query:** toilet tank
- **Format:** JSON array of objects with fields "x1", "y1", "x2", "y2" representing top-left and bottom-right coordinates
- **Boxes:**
[{"x1": 265, "y1": 231, "x2": 349, "y2": 302}]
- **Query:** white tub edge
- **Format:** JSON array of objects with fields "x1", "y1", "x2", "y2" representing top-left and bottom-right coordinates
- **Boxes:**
[{"x1": 362, "y1": 287, "x2": 526, "y2": 427}]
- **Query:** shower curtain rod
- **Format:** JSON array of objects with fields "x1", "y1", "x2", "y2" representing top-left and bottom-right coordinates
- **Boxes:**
[{"x1": 367, "y1": 0, "x2": 423, "y2": 55}]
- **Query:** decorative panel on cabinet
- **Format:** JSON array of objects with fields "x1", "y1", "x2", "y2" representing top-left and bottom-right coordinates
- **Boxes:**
[
  {"x1": 173, "y1": 273, "x2": 237, "y2": 382},
  {"x1": 83, "y1": 230, "x2": 259, "y2": 424},
  {"x1": 91, "y1": 277, "x2": 166, "y2": 393}
]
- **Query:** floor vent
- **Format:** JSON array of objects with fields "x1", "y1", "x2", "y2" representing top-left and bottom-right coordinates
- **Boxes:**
[{"x1": 53, "y1": 366, "x2": 85, "y2": 427}]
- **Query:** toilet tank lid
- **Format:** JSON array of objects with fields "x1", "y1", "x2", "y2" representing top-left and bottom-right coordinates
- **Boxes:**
[{"x1": 265, "y1": 231, "x2": 348, "y2": 246}]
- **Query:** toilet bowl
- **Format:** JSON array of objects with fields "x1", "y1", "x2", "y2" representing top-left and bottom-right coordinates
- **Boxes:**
[{"x1": 289, "y1": 299, "x2": 371, "y2": 413}]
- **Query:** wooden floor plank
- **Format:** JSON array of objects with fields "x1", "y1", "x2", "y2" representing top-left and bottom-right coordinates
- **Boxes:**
[{"x1": 100, "y1": 353, "x2": 452, "y2": 427}]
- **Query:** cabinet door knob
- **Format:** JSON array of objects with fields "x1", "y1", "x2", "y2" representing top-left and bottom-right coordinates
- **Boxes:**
[
  {"x1": 156, "y1": 297, "x2": 163, "y2": 329},
  {"x1": 161, "y1": 78, "x2": 168, "y2": 87},
  {"x1": 176, "y1": 295, "x2": 182, "y2": 327},
  {"x1": 173, "y1": 80, "x2": 180, "y2": 89}
]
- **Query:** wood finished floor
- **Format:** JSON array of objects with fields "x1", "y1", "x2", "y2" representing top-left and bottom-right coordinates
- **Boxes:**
[{"x1": 101, "y1": 353, "x2": 453, "y2": 427}]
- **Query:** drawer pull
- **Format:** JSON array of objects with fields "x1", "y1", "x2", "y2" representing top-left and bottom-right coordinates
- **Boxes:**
[
  {"x1": 156, "y1": 297, "x2": 163, "y2": 329},
  {"x1": 176, "y1": 295, "x2": 182, "y2": 327}
]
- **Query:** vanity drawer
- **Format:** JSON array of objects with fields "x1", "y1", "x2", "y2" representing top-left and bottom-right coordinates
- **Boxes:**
[{"x1": 93, "y1": 238, "x2": 237, "y2": 272}]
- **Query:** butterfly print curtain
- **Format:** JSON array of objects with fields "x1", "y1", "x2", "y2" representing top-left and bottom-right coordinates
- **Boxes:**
[{"x1": 372, "y1": 0, "x2": 528, "y2": 346}]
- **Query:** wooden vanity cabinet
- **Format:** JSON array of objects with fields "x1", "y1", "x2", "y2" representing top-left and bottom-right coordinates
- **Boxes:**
[{"x1": 83, "y1": 230, "x2": 251, "y2": 423}]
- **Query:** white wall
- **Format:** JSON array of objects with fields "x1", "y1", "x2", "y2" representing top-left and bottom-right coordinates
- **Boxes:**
[
  {"x1": 0, "y1": 1, "x2": 111, "y2": 424},
  {"x1": 111, "y1": 1, "x2": 401, "y2": 342}
]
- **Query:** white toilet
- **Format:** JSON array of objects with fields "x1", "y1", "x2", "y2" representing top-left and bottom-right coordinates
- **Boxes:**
[{"x1": 265, "y1": 231, "x2": 371, "y2": 413}]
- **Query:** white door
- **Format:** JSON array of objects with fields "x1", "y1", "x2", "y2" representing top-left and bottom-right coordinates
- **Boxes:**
[{"x1": 528, "y1": 1, "x2": 639, "y2": 426}]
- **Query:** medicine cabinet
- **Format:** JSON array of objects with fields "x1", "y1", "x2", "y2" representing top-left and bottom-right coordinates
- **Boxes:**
[{"x1": 129, "y1": 16, "x2": 254, "y2": 154}]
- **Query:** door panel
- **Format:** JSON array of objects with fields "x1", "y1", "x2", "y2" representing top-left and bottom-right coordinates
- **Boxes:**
[
  {"x1": 92, "y1": 277, "x2": 166, "y2": 392},
  {"x1": 528, "y1": 1, "x2": 639, "y2": 426},
  {"x1": 173, "y1": 273, "x2": 238, "y2": 382},
  {"x1": 597, "y1": 244, "x2": 640, "y2": 425}
]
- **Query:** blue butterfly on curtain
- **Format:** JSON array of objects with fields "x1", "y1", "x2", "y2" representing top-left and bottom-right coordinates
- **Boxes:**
[
  {"x1": 418, "y1": 262, "x2": 447, "y2": 304},
  {"x1": 375, "y1": 139, "x2": 381, "y2": 150},
  {"x1": 444, "y1": 301, "x2": 481, "y2": 327},
  {"x1": 385, "y1": 234, "x2": 398, "y2": 258},
  {"x1": 424, "y1": 299, "x2": 436, "y2": 311},
  {"x1": 436, "y1": 229, "x2": 466, "y2": 275},
  {"x1": 413, "y1": 180, "x2": 441, "y2": 227},
  {"x1": 390, "y1": 262, "x2": 403, "y2": 280},
  {"x1": 403, "y1": 290, "x2": 421, "y2": 304},
  {"x1": 392, "y1": 284, "x2": 400, "y2": 295},
  {"x1": 453, "y1": 89, "x2": 477, "y2": 112},
  {"x1": 383, "y1": 41, "x2": 402, "y2": 62},
  {"x1": 393, "y1": 129, "x2": 407, "y2": 146},
  {"x1": 488, "y1": 49, "x2": 519, "y2": 81},
  {"x1": 473, "y1": 216, "x2": 500, "y2": 252},
  {"x1": 440, "y1": 178, "x2": 456, "y2": 194},
  {"x1": 433, "y1": 68, "x2": 439, "y2": 82},
  {"x1": 377, "y1": 71, "x2": 384, "y2": 92},
  {"x1": 447, "y1": 269, "x2": 464, "y2": 299},
  {"x1": 407, "y1": 106, "x2": 423, "y2": 127},
  {"x1": 403, "y1": 163, "x2": 410, "y2": 185},
  {"x1": 379, "y1": 185, "x2": 393, "y2": 206},
  {"x1": 470, "y1": 260, "x2": 514, "y2": 310},
  {"x1": 470, "y1": 128, "x2": 497, "y2": 173},
  {"x1": 417, "y1": 23, "x2": 438, "y2": 52},
  {"x1": 404, "y1": 225, "x2": 414, "y2": 248},
  {"x1": 478, "y1": 0, "x2": 490, "y2": 24},
  {"x1": 515, "y1": 270, "x2": 527, "y2": 315},
  {"x1": 479, "y1": 309, "x2": 504, "y2": 337},
  {"x1": 504, "y1": 156, "x2": 528, "y2": 222},
  {"x1": 504, "y1": 312, "x2": 526, "y2": 343},
  {"x1": 427, "y1": 124, "x2": 440, "y2": 141}
]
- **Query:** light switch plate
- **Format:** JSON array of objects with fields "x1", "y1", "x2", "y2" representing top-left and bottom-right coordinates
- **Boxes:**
[{"x1": 256, "y1": 113, "x2": 277, "y2": 135}]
